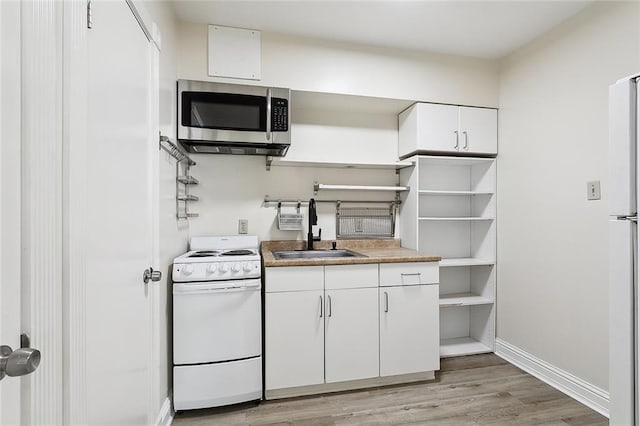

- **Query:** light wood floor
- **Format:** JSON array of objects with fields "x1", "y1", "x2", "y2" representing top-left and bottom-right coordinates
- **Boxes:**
[{"x1": 172, "y1": 354, "x2": 607, "y2": 425}]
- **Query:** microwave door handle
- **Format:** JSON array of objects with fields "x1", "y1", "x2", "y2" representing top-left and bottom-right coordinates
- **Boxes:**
[{"x1": 266, "y1": 88, "x2": 272, "y2": 141}]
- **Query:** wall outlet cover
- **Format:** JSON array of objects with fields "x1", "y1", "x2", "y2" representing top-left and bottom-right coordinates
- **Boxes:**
[{"x1": 238, "y1": 219, "x2": 249, "y2": 234}]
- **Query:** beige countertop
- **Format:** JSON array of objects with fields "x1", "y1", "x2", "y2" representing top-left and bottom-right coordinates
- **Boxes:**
[{"x1": 261, "y1": 239, "x2": 441, "y2": 267}]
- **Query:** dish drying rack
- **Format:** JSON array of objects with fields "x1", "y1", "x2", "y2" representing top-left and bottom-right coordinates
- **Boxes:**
[
  {"x1": 277, "y1": 201, "x2": 304, "y2": 231},
  {"x1": 160, "y1": 135, "x2": 199, "y2": 220},
  {"x1": 336, "y1": 203, "x2": 395, "y2": 239}
]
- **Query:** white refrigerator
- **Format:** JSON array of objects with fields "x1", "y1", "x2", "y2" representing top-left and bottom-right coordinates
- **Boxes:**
[{"x1": 610, "y1": 73, "x2": 640, "y2": 425}]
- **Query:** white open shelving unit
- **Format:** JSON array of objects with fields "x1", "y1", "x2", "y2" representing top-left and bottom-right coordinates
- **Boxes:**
[{"x1": 399, "y1": 155, "x2": 496, "y2": 357}]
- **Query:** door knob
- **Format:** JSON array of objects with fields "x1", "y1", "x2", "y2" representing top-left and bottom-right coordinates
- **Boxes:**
[
  {"x1": 0, "y1": 345, "x2": 41, "y2": 381},
  {"x1": 143, "y1": 267, "x2": 162, "y2": 284}
]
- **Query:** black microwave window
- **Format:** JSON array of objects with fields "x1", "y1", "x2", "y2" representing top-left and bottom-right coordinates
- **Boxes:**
[{"x1": 182, "y1": 92, "x2": 267, "y2": 132}]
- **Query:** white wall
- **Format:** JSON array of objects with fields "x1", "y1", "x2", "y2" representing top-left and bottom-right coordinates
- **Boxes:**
[
  {"x1": 497, "y1": 1, "x2": 640, "y2": 391},
  {"x1": 177, "y1": 23, "x2": 500, "y2": 240},
  {"x1": 177, "y1": 23, "x2": 499, "y2": 107}
]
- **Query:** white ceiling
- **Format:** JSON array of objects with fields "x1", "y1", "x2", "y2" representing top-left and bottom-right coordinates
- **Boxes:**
[{"x1": 172, "y1": 1, "x2": 594, "y2": 59}]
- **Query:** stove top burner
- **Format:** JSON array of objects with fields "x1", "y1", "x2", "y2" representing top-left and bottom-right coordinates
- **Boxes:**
[
  {"x1": 221, "y1": 249, "x2": 255, "y2": 256},
  {"x1": 188, "y1": 250, "x2": 220, "y2": 258}
]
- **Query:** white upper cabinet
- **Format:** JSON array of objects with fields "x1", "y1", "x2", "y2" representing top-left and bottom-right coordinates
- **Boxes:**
[
  {"x1": 458, "y1": 107, "x2": 498, "y2": 156},
  {"x1": 399, "y1": 103, "x2": 497, "y2": 158}
]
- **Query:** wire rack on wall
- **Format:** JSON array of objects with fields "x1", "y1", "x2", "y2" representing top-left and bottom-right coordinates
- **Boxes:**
[
  {"x1": 159, "y1": 135, "x2": 199, "y2": 220},
  {"x1": 336, "y1": 204, "x2": 396, "y2": 239}
]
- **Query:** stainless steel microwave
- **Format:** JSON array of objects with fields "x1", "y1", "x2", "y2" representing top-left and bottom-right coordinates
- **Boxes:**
[{"x1": 177, "y1": 80, "x2": 291, "y2": 156}]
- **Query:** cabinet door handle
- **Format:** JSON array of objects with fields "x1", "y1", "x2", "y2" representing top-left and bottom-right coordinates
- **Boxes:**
[
  {"x1": 463, "y1": 131, "x2": 468, "y2": 150},
  {"x1": 327, "y1": 295, "x2": 332, "y2": 317},
  {"x1": 384, "y1": 291, "x2": 389, "y2": 313},
  {"x1": 319, "y1": 295, "x2": 323, "y2": 318},
  {"x1": 454, "y1": 130, "x2": 459, "y2": 150}
]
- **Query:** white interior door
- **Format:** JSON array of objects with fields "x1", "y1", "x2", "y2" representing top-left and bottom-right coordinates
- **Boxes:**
[
  {"x1": 85, "y1": 1, "x2": 154, "y2": 423},
  {"x1": 0, "y1": 1, "x2": 22, "y2": 423}
]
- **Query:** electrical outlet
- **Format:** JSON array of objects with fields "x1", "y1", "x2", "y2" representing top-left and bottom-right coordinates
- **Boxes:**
[
  {"x1": 587, "y1": 181, "x2": 601, "y2": 200},
  {"x1": 238, "y1": 219, "x2": 249, "y2": 234}
]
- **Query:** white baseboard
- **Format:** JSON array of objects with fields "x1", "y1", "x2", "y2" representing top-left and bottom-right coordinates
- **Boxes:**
[
  {"x1": 155, "y1": 397, "x2": 173, "y2": 426},
  {"x1": 495, "y1": 338, "x2": 609, "y2": 417}
]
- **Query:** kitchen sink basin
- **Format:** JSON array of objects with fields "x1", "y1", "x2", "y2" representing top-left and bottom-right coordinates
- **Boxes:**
[{"x1": 272, "y1": 249, "x2": 366, "y2": 260}]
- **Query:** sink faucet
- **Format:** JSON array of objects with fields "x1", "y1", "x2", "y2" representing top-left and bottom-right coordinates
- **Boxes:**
[{"x1": 307, "y1": 198, "x2": 321, "y2": 250}]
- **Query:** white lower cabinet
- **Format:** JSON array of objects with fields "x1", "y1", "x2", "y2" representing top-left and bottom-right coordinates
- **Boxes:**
[
  {"x1": 264, "y1": 290, "x2": 324, "y2": 390},
  {"x1": 265, "y1": 262, "x2": 439, "y2": 397},
  {"x1": 325, "y1": 287, "x2": 379, "y2": 383},
  {"x1": 380, "y1": 284, "x2": 439, "y2": 376}
]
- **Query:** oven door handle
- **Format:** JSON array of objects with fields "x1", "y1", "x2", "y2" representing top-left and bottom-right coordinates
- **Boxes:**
[{"x1": 173, "y1": 280, "x2": 261, "y2": 295}]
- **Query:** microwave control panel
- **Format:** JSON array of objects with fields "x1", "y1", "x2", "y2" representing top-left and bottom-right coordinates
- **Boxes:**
[{"x1": 271, "y1": 98, "x2": 289, "y2": 132}]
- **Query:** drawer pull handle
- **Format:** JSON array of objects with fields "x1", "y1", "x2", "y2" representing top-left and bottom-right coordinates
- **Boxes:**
[
  {"x1": 384, "y1": 291, "x2": 389, "y2": 313},
  {"x1": 327, "y1": 295, "x2": 332, "y2": 317},
  {"x1": 400, "y1": 272, "x2": 421, "y2": 285},
  {"x1": 319, "y1": 295, "x2": 323, "y2": 318}
]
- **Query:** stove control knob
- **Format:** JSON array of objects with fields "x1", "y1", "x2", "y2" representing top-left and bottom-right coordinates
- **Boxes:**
[
  {"x1": 182, "y1": 264, "x2": 193, "y2": 276},
  {"x1": 243, "y1": 263, "x2": 253, "y2": 272},
  {"x1": 206, "y1": 264, "x2": 218, "y2": 274},
  {"x1": 232, "y1": 263, "x2": 241, "y2": 273},
  {"x1": 219, "y1": 263, "x2": 228, "y2": 273}
]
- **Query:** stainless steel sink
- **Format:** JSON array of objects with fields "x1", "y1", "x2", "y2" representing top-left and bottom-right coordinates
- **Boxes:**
[{"x1": 272, "y1": 249, "x2": 367, "y2": 260}]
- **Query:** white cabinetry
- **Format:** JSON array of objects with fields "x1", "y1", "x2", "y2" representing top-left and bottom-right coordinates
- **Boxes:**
[
  {"x1": 399, "y1": 156, "x2": 496, "y2": 357},
  {"x1": 264, "y1": 266, "x2": 324, "y2": 390},
  {"x1": 264, "y1": 261, "x2": 439, "y2": 397},
  {"x1": 324, "y1": 264, "x2": 379, "y2": 383},
  {"x1": 379, "y1": 263, "x2": 439, "y2": 376},
  {"x1": 325, "y1": 287, "x2": 379, "y2": 383},
  {"x1": 399, "y1": 103, "x2": 497, "y2": 158}
]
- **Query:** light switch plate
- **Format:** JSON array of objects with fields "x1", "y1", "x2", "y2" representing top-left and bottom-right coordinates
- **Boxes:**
[
  {"x1": 587, "y1": 181, "x2": 601, "y2": 200},
  {"x1": 238, "y1": 219, "x2": 249, "y2": 234}
]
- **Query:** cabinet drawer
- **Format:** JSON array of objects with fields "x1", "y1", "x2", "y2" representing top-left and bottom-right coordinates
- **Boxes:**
[
  {"x1": 325, "y1": 264, "x2": 378, "y2": 290},
  {"x1": 379, "y1": 262, "x2": 439, "y2": 287},
  {"x1": 265, "y1": 266, "x2": 324, "y2": 292}
]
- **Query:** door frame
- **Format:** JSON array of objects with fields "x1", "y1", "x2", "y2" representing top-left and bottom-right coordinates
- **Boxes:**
[{"x1": 0, "y1": 1, "x2": 23, "y2": 424}]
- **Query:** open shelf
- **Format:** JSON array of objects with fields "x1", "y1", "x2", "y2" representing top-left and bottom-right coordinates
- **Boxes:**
[
  {"x1": 440, "y1": 337, "x2": 493, "y2": 358},
  {"x1": 270, "y1": 158, "x2": 414, "y2": 170},
  {"x1": 439, "y1": 258, "x2": 495, "y2": 267},
  {"x1": 419, "y1": 190, "x2": 494, "y2": 196},
  {"x1": 399, "y1": 154, "x2": 496, "y2": 358},
  {"x1": 177, "y1": 176, "x2": 199, "y2": 185},
  {"x1": 439, "y1": 292, "x2": 493, "y2": 307},
  {"x1": 419, "y1": 217, "x2": 494, "y2": 221}
]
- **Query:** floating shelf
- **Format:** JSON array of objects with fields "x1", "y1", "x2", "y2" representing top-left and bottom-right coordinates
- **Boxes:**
[
  {"x1": 315, "y1": 183, "x2": 410, "y2": 192},
  {"x1": 418, "y1": 190, "x2": 494, "y2": 196},
  {"x1": 439, "y1": 258, "x2": 496, "y2": 267},
  {"x1": 439, "y1": 292, "x2": 493, "y2": 307},
  {"x1": 269, "y1": 158, "x2": 414, "y2": 170},
  {"x1": 440, "y1": 337, "x2": 492, "y2": 358},
  {"x1": 418, "y1": 217, "x2": 494, "y2": 221}
]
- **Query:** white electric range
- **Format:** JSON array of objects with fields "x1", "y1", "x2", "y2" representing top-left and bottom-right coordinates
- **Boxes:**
[{"x1": 172, "y1": 235, "x2": 262, "y2": 411}]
